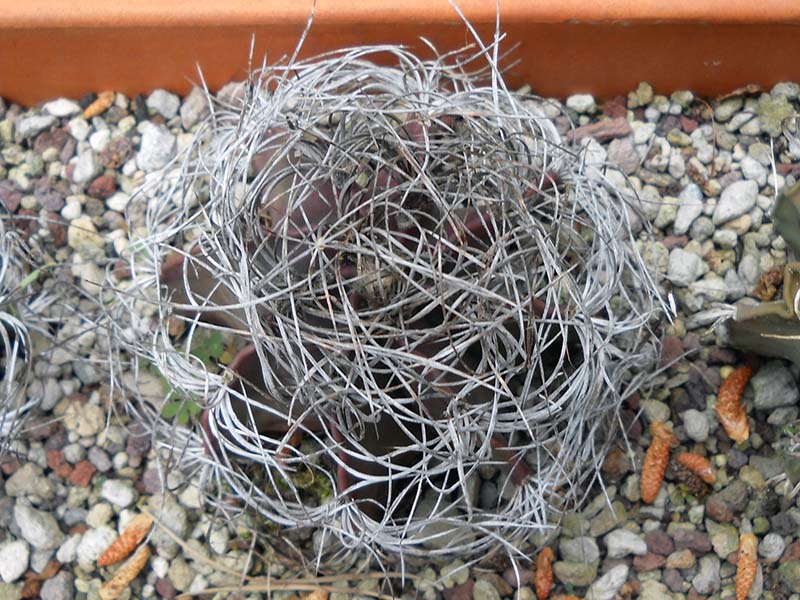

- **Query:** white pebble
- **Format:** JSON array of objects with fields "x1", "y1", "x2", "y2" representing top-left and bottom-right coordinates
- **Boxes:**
[{"x1": 0, "y1": 540, "x2": 29, "y2": 583}]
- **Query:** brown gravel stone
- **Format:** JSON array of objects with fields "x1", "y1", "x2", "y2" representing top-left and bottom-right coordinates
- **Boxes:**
[
  {"x1": 87, "y1": 174, "x2": 116, "y2": 199},
  {"x1": 502, "y1": 568, "x2": 535, "y2": 588},
  {"x1": 0, "y1": 183, "x2": 22, "y2": 212},
  {"x1": 647, "y1": 529, "x2": 675, "y2": 555},
  {"x1": 662, "y1": 235, "x2": 689, "y2": 249},
  {"x1": 705, "y1": 495, "x2": 735, "y2": 523},
  {"x1": 99, "y1": 138, "x2": 133, "y2": 169},
  {"x1": 68, "y1": 460, "x2": 96, "y2": 487},
  {"x1": 47, "y1": 213, "x2": 67, "y2": 246},
  {"x1": 680, "y1": 116, "x2": 698, "y2": 133},
  {"x1": 442, "y1": 579, "x2": 474, "y2": 600},
  {"x1": 567, "y1": 116, "x2": 632, "y2": 143},
  {"x1": 781, "y1": 540, "x2": 800, "y2": 564},
  {"x1": 155, "y1": 577, "x2": 177, "y2": 599},
  {"x1": 633, "y1": 552, "x2": 665, "y2": 571},
  {"x1": 671, "y1": 529, "x2": 711, "y2": 553},
  {"x1": 660, "y1": 335, "x2": 684, "y2": 367},
  {"x1": 33, "y1": 127, "x2": 70, "y2": 155}
]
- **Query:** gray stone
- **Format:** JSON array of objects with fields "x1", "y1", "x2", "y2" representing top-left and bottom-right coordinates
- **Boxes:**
[
  {"x1": 673, "y1": 183, "x2": 704, "y2": 235},
  {"x1": 691, "y1": 554, "x2": 721, "y2": 594},
  {"x1": 585, "y1": 565, "x2": 629, "y2": 600},
  {"x1": 589, "y1": 501, "x2": 627, "y2": 537},
  {"x1": 553, "y1": 561, "x2": 597, "y2": 587},
  {"x1": 559, "y1": 536, "x2": 600, "y2": 564},
  {"x1": 13, "y1": 503, "x2": 64, "y2": 550},
  {"x1": 566, "y1": 94, "x2": 596, "y2": 113},
  {"x1": 76, "y1": 527, "x2": 116, "y2": 569},
  {"x1": 604, "y1": 529, "x2": 647, "y2": 558},
  {"x1": 768, "y1": 406, "x2": 799, "y2": 426},
  {"x1": 714, "y1": 98, "x2": 743, "y2": 122},
  {"x1": 147, "y1": 493, "x2": 189, "y2": 558},
  {"x1": 750, "y1": 360, "x2": 799, "y2": 409},
  {"x1": 638, "y1": 580, "x2": 672, "y2": 600},
  {"x1": 759, "y1": 532, "x2": 786, "y2": 562},
  {"x1": 607, "y1": 137, "x2": 640, "y2": 175},
  {"x1": 741, "y1": 156, "x2": 767, "y2": 186},
  {"x1": 5, "y1": 464, "x2": 55, "y2": 500},
  {"x1": 137, "y1": 123, "x2": 176, "y2": 172},
  {"x1": 750, "y1": 455, "x2": 785, "y2": 480},
  {"x1": 15, "y1": 115, "x2": 56, "y2": 141},
  {"x1": 689, "y1": 216, "x2": 715, "y2": 241},
  {"x1": 43, "y1": 98, "x2": 81, "y2": 118},
  {"x1": 71, "y1": 149, "x2": 101, "y2": 185},
  {"x1": 0, "y1": 583, "x2": 21, "y2": 600},
  {"x1": 0, "y1": 541, "x2": 28, "y2": 583},
  {"x1": 180, "y1": 87, "x2": 211, "y2": 130},
  {"x1": 39, "y1": 571, "x2": 73, "y2": 600},
  {"x1": 778, "y1": 560, "x2": 800, "y2": 592},
  {"x1": 712, "y1": 180, "x2": 758, "y2": 225},
  {"x1": 759, "y1": 94, "x2": 794, "y2": 137},
  {"x1": 666, "y1": 248, "x2": 703, "y2": 286},
  {"x1": 682, "y1": 408, "x2": 709, "y2": 442},
  {"x1": 706, "y1": 520, "x2": 738, "y2": 558},
  {"x1": 100, "y1": 479, "x2": 136, "y2": 508},
  {"x1": 146, "y1": 89, "x2": 181, "y2": 119},
  {"x1": 472, "y1": 579, "x2": 501, "y2": 600},
  {"x1": 167, "y1": 557, "x2": 195, "y2": 592}
]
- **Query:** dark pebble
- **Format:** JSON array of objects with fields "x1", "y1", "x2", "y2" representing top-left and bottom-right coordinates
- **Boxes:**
[
  {"x1": 0, "y1": 183, "x2": 22, "y2": 212},
  {"x1": 33, "y1": 127, "x2": 70, "y2": 156},
  {"x1": 659, "y1": 335, "x2": 684, "y2": 367},
  {"x1": 443, "y1": 579, "x2": 474, "y2": 600},
  {"x1": 502, "y1": 568, "x2": 535, "y2": 588},
  {"x1": 646, "y1": 529, "x2": 675, "y2": 555},
  {"x1": 633, "y1": 552, "x2": 665, "y2": 571},
  {"x1": 134, "y1": 94, "x2": 149, "y2": 121},
  {"x1": 663, "y1": 568, "x2": 685, "y2": 592},
  {"x1": 155, "y1": 577, "x2": 177, "y2": 600},
  {"x1": 99, "y1": 137, "x2": 132, "y2": 169},
  {"x1": 771, "y1": 512, "x2": 798, "y2": 536},
  {"x1": 47, "y1": 213, "x2": 67, "y2": 247},
  {"x1": 671, "y1": 529, "x2": 712, "y2": 553},
  {"x1": 79, "y1": 92, "x2": 97, "y2": 110},
  {"x1": 708, "y1": 347, "x2": 737, "y2": 364},
  {"x1": 706, "y1": 494, "x2": 735, "y2": 523},
  {"x1": 726, "y1": 447, "x2": 748, "y2": 470},
  {"x1": 680, "y1": 116, "x2": 698, "y2": 133}
]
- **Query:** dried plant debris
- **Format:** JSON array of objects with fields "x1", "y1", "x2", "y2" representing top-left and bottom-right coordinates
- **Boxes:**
[
  {"x1": 715, "y1": 365, "x2": 752, "y2": 444},
  {"x1": 108, "y1": 41, "x2": 664, "y2": 568},
  {"x1": 0, "y1": 218, "x2": 57, "y2": 459},
  {"x1": 640, "y1": 421, "x2": 678, "y2": 504}
]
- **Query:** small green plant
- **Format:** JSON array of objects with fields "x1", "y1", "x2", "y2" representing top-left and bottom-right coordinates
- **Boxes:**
[{"x1": 158, "y1": 330, "x2": 225, "y2": 425}]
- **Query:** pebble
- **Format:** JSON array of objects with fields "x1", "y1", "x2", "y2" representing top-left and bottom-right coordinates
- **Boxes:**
[
  {"x1": 146, "y1": 89, "x2": 181, "y2": 119},
  {"x1": 672, "y1": 183, "x2": 704, "y2": 235},
  {"x1": 43, "y1": 98, "x2": 82, "y2": 118},
  {"x1": 712, "y1": 179, "x2": 758, "y2": 225},
  {"x1": 100, "y1": 479, "x2": 136, "y2": 508},
  {"x1": 566, "y1": 94, "x2": 596, "y2": 113},
  {"x1": 75, "y1": 527, "x2": 116, "y2": 569},
  {"x1": 137, "y1": 123, "x2": 177, "y2": 172},
  {"x1": 779, "y1": 560, "x2": 800, "y2": 592},
  {"x1": 585, "y1": 564, "x2": 628, "y2": 600},
  {"x1": 15, "y1": 115, "x2": 56, "y2": 141},
  {"x1": 750, "y1": 360, "x2": 800, "y2": 409},
  {"x1": 180, "y1": 87, "x2": 210, "y2": 130},
  {"x1": 691, "y1": 554, "x2": 721, "y2": 594},
  {"x1": 5, "y1": 463, "x2": 56, "y2": 500},
  {"x1": 71, "y1": 148, "x2": 101, "y2": 184},
  {"x1": 14, "y1": 503, "x2": 64, "y2": 550},
  {"x1": 638, "y1": 579, "x2": 672, "y2": 600},
  {"x1": 641, "y1": 399, "x2": 670, "y2": 423},
  {"x1": 67, "y1": 216, "x2": 105, "y2": 260},
  {"x1": 559, "y1": 536, "x2": 600, "y2": 564},
  {"x1": 167, "y1": 557, "x2": 194, "y2": 592},
  {"x1": 62, "y1": 400, "x2": 103, "y2": 439},
  {"x1": 0, "y1": 541, "x2": 29, "y2": 583},
  {"x1": 472, "y1": 579, "x2": 501, "y2": 600},
  {"x1": 682, "y1": 408, "x2": 709, "y2": 442},
  {"x1": 706, "y1": 520, "x2": 738, "y2": 558},
  {"x1": 40, "y1": 571, "x2": 74, "y2": 600},
  {"x1": 56, "y1": 535, "x2": 81, "y2": 564},
  {"x1": 552, "y1": 561, "x2": 597, "y2": 587},
  {"x1": 759, "y1": 532, "x2": 786, "y2": 562},
  {"x1": 604, "y1": 529, "x2": 647, "y2": 557},
  {"x1": 147, "y1": 493, "x2": 189, "y2": 558},
  {"x1": 666, "y1": 248, "x2": 704, "y2": 286}
]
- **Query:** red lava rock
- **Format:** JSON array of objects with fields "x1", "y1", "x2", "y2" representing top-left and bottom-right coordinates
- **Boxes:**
[
  {"x1": 646, "y1": 529, "x2": 675, "y2": 555},
  {"x1": 99, "y1": 138, "x2": 133, "y2": 169},
  {"x1": 633, "y1": 552, "x2": 665, "y2": 571},
  {"x1": 567, "y1": 116, "x2": 632, "y2": 143},
  {"x1": 680, "y1": 116, "x2": 698, "y2": 133},
  {"x1": 659, "y1": 335, "x2": 684, "y2": 367},
  {"x1": 502, "y1": 568, "x2": 535, "y2": 588},
  {"x1": 443, "y1": 579, "x2": 474, "y2": 600},
  {"x1": 68, "y1": 524, "x2": 89, "y2": 535},
  {"x1": 671, "y1": 529, "x2": 712, "y2": 553},
  {"x1": 601, "y1": 95, "x2": 628, "y2": 118},
  {"x1": 87, "y1": 174, "x2": 117, "y2": 199},
  {"x1": 602, "y1": 446, "x2": 634, "y2": 482},
  {"x1": 155, "y1": 577, "x2": 177, "y2": 599},
  {"x1": 777, "y1": 162, "x2": 800, "y2": 176},
  {"x1": 68, "y1": 460, "x2": 96, "y2": 487}
]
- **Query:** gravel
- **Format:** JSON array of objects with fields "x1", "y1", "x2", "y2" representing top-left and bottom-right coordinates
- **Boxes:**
[{"x1": 4, "y1": 78, "x2": 800, "y2": 598}]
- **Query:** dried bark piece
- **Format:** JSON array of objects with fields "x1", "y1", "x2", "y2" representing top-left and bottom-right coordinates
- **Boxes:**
[
  {"x1": 535, "y1": 546, "x2": 555, "y2": 600},
  {"x1": 675, "y1": 452, "x2": 716, "y2": 484},
  {"x1": 640, "y1": 421, "x2": 678, "y2": 504},
  {"x1": 99, "y1": 544, "x2": 150, "y2": 600},
  {"x1": 98, "y1": 514, "x2": 154, "y2": 567},
  {"x1": 736, "y1": 532, "x2": 758, "y2": 600},
  {"x1": 567, "y1": 116, "x2": 632, "y2": 143},
  {"x1": 83, "y1": 91, "x2": 116, "y2": 120},
  {"x1": 670, "y1": 462, "x2": 711, "y2": 499},
  {"x1": 715, "y1": 366, "x2": 753, "y2": 444}
]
